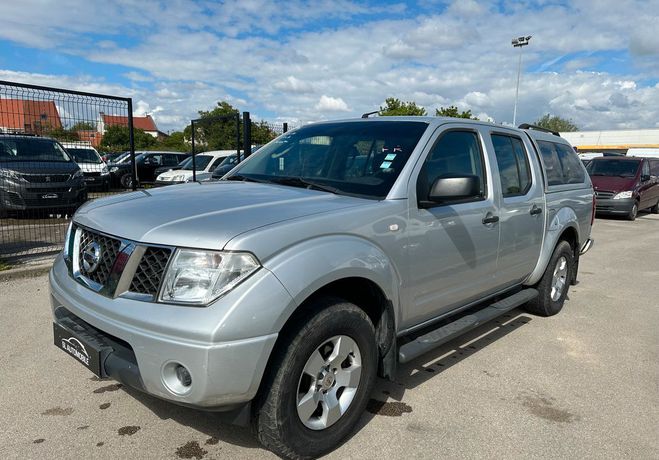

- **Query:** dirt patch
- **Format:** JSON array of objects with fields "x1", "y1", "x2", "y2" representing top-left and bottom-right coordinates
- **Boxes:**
[
  {"x1": 41, "y1": 407, "x2": 74, "y2": 416},
  {"x1": 176, "y1": 441, "x2": 208, "y2": 459},
  {"x1": 99, "y1": 403, "x2": 111, "y2": 410},
  {"x1": 118, "y1": 426, "x2": 141, "y2": 436},
  {"x1": 33, "y1": 438, "x2": 45, "y2": 444},
  {"x1": 96, "y1": 442, "x2": 104, "y2": 447},
  {"x1": 520, "y1": 395, "x2": 580, "y2": 423},
  {"x1": 93, "y1": 384, "x2": 123, "y2": 394},
  {"x1": 77, "y1": 426, "x2": 90, "y2": 430},
  {"x1": 204, "y1": 437, "x2": 219, "y2": 445},
  {"x1": 366, "y1": 399, "x2": 412, "y2": 416}
]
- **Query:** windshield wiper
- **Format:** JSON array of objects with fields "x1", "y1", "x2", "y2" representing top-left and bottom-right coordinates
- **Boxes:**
[
  {"x1": 224, "y1": 174, "x2": 269, "y2": 183},
  {"x1": 268, "y1": 176, "x2": 341, "y2": 194}
]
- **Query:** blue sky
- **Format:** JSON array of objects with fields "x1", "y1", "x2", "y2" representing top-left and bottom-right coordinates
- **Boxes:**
[{"x1": 1, "y1": 0, "x2": 658, "y2": 131}]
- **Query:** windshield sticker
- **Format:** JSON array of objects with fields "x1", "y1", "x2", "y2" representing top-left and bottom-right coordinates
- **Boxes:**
[
  {"x1": 384, "y1": 153, "x2": 396, "y2": 161},
  {"x1": 380, "y1": 161, "x2": 392, "y2": 169}
]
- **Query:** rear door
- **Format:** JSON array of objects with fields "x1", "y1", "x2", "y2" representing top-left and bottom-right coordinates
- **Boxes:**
[
  {"x1": 405, "y1": 125, "x2": 501, "y2": 326},
  {"x1": 487, "y1": 130, "x2": 545, "y2": 282}
]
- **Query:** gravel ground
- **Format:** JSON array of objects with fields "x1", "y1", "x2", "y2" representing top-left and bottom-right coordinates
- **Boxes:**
[{"x1": 0, "y1": 214, "x2": 657, "y2": 459}]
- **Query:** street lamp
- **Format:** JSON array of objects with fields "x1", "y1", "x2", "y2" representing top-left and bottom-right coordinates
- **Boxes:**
[{"x1": 512, "y1": 35, "x2": 532, "y2": 126}]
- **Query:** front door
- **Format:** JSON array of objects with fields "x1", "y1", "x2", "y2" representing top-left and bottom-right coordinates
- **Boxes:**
[{"x1": 405, "y1": 127, "x2": 501, "y2": 328}]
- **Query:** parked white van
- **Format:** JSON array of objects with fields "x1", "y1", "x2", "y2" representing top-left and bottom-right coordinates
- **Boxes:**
[{"x1": 61, "y1": 141, "x2": 110, "y2": 190}]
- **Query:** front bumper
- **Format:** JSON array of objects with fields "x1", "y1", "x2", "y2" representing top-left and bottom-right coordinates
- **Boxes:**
[
  {"x1": 49, "y1": 253, "x2": 288, "y2": 409},
  {"x1": 0, "y1": 184, "x2": 86, "y2": 211},
  {"x1": 83, "y1": 174, "x2": 110, "y2": 188},
  {"x1": 595, "y1": 197, "x2": 635, "y2": 215}
]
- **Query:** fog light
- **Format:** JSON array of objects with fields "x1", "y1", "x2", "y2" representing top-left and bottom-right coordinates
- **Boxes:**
[{"x1": 175, "y1": 364, "x2": 192, "y2": 387}]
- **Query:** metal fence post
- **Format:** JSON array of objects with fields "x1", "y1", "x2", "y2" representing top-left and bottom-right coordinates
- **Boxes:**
[
  {"x1": 127, "y1": 99, "x2": 137, "y2": 191},
  {"x1": 191, "y1": 119, "x2": 196, "y2": 182},
  {"x1": 235, "y1": 112, "x2": 240, "y2": 162},
  {"x1": 243, "y1": 111, "x2": 251, "y2": 160},
  {"x1": 283, "y1": 122, "x2": 288, "y2": 133}
]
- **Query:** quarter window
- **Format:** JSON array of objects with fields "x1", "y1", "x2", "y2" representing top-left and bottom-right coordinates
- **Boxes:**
[
  {"x1": 538, "y1": 141, "x2": 585, "y2": 185},
  {"x1": 417, "y1": 130, "x2": 485, "y2": 203},
  {"x1": 491, "y1": 134, "x2": 531, "y2": 196}
]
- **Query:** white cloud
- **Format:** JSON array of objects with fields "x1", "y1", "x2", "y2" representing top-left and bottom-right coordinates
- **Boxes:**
[{"x1": 315, "y1": 95, "x2": 350, "y2": 112}]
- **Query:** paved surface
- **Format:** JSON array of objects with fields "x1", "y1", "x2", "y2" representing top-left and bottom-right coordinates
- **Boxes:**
[{"x1": 1, "y1": 214, "x2": 657, "y2": 459}]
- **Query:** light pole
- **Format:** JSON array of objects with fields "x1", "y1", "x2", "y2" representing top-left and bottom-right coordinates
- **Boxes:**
[{"x1": 512, "y1": 35, "x2": 532, "y2": 126}]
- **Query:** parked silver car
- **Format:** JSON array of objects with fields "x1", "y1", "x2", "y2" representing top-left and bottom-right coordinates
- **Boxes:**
[{"x1": 50, "y1": 117, "x2": 594, "y2": 459}]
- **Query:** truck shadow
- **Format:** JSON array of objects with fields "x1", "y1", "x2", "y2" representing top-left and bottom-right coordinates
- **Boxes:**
[{"x1": 122, "y1": 309, "x2": 533, "y2": 453}]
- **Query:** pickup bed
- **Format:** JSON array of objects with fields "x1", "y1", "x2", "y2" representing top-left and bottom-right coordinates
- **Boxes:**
[{"x1": 49, "y1": 117, "x2": 594, "y2": 459}]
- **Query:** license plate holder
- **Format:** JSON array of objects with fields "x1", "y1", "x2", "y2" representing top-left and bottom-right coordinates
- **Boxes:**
[{"x1": 53, "y1": 322, "x2": 112, "y2": 377}]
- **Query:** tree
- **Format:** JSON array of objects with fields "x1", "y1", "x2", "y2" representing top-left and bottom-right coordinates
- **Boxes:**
[
  {"x1": 101, "y1": 125, "x2": 157, "y2": 151},
  {"x1": 71, "y1": 121, "x2": 96, "y2": 131},
  {"x1": 48, "y1": 127, "x2": 80, "y2": 142},
  {"x1": 379, "y1": 97, "x2": 427, "y2": 116},
  {"x1": 435, "y1": 105, "x2": 477, "y2": 119},
  {"x1": 534, "y1": 114, "x2": 578, "y2": 132},
  {"x1": 158, "y1": 131, "x2": 187, "y2": 152},
  {"x1": 183, "y1": 101, "x2": 278, "y2": 151}
]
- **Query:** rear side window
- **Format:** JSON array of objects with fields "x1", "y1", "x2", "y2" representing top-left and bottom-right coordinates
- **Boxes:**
[
  {"x1": 491, "y1": 134, "x2": 531, "y2": 196},
  {"x1": 650, "y1": 160, "x2": 659, "y2": 176},
  {"x1": 417, "y1": 130, "x2": 486, "y2": 202},
  {"x1": 537, "y1": 141, "x2": 585, "y2": 185}
]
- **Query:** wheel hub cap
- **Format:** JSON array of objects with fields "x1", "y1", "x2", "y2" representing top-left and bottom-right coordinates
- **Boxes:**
[
  {"x1": 551, "y1": 256, "x2": 568, "y2": 302},
  {"x1": 296, "y1": 335, "x2": 362, "y2": 430}
]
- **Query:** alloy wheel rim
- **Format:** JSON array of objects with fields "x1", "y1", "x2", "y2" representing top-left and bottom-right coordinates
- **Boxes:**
[
  {"x1": 296, "y1": 335, "x2": 362, "y2": 430},
  {"x1": 551, "y1": 256, "x2": 568, "y2": 301}
]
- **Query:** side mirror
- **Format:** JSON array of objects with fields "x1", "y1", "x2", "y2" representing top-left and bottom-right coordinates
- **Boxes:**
[
  {"x1": 421, "y1": 175, "x2": 481, "y2": 207},
  {"x1": 641, "y1": 174, "x2": 651, "y2": 182}
]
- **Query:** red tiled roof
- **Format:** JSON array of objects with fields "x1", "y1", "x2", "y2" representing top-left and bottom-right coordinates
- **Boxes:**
[
  {"x1": 0, "y1": 99, "x2": 62, "y2": 132},
  {"x1": 102, "y1": 113, "x2": 158, "y2": 132}
]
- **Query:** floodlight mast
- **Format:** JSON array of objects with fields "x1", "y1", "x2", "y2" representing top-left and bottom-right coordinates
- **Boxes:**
[{"x1": 512, "y1": 35, "x2": 532, "y2": 126}]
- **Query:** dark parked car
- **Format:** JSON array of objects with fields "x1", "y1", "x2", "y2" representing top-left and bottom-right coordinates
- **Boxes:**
[
  {"x1": 587, "y1": 156, "x2": 659, "y2": 220},
  {"x1": 0, "y1": 134, "x2": 86, "y2": 216},
  {"x1": 108, "y1": 151, "x2": 189, "y2": 188},
  {"x1": 101, "y1": 151, "x2": 127, "y2": 163}
]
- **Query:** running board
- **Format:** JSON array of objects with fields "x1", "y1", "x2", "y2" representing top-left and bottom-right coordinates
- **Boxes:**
[{"x1": 398, "y1": 288, "x2": 538, "y2": 363}]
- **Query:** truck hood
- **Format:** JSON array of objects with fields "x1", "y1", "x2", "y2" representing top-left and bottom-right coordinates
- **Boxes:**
[
  {"x1": 74, "y1": 181, "x2": 369, "y2": 249},
  {"x1": 590, "y1": 175, "x2": 637, "y2": 193}
]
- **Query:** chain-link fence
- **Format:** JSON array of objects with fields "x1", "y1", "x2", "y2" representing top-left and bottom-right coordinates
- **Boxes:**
[{"x1": 0, "y1": 80, "x2": 135, "y2": 260}]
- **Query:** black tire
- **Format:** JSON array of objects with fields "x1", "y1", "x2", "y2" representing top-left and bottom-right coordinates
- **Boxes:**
[
  {"x1": 120, "y1": 173, "x2": 134, "y2": 189},
  {"x1": 254, "y1": 298, "x2": 377, "y2": 459},
  {"x1": 626, "y1": 202, "x2": 638, "y2": 221},
  {"x1": 525, "y1": 240, "x2": 574, "y2": 317},
  {"x1": 649, "y1": 199, "x2": 659, "y2": 214}
]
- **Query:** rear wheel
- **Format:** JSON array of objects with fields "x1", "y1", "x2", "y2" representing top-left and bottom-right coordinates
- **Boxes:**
[
  {"x1": 649, "y1": 199, "x2": 659, "y2": 214},
  {"x1": 254, "y1": 298, "x2": 377, "y2": 459},
  {"x1": 120, "y1": 173, "x2": 134, "y2": 189},
  {"x1": 525, "y1": 240, "x2": 574, "y2": 317}
]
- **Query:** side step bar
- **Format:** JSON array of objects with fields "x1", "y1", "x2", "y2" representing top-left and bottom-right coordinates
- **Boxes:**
[{"x1": 398, "y1": 288, "x2": 538, "y2": 363}]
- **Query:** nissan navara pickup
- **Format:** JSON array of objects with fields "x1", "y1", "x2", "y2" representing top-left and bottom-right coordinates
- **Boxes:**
[{"x1": 50, "y1": 118, "x2": 595, "y2": 459}]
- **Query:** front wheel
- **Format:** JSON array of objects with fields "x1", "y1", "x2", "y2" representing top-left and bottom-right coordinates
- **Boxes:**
[
  {"x1": 120, "y1": 173, "x2": 135, "y2": 189},
  {"x1": 525, "y1": 240, "x2": 574, "y2": 317},
  {"x1": 254, "y1": 298, "x2": 377, "y2": 459},
  {"x1": 626, "y1": 202, "x2": 638, "y2": 221}
]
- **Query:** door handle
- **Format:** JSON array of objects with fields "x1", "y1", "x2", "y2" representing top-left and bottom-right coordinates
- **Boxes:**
[
  {"x1": 530, "y1": 205, "x2": 542, "y2": 216},
  {"x1": 482, "y1": 215, "x2": 499, "y2": 225}
]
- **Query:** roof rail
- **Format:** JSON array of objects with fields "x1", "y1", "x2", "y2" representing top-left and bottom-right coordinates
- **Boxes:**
[
  {"x1": 517, "y1": 123, "x2": 560, "y2": 137},
  {"x1": 361, "y1": 110, "x2": 379, "y2": 118}
]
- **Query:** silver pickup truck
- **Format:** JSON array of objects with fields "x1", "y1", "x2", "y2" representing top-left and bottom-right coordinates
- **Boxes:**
[{"x1": 50, "y1": 117, "x2": 594, "y2": 459}]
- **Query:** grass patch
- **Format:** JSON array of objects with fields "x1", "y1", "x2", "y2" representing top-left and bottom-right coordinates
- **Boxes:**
[{"x1": 0, "y1": 259, "x2": 11, "y2": 271}]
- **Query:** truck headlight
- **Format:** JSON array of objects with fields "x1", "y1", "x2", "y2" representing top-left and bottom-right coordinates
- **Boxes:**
[
  {"x1": 101, "y1": 165, "x2": 110, "y2": 175},
  {"x1": 110, "y1": 167, "x2": 119, "y2": 173},
  {"x1": 0, "y1": 169, "x2": 20, "y2": 180},
  {"x1": 62, "y1": 222, "x2": 74, "y2": 261},
  {"x1": 159, "y1": 249, "x2": 260, "y2": 305},
  {"x1": 613, "y1": 191, "x2": 633, "y2": 199}
]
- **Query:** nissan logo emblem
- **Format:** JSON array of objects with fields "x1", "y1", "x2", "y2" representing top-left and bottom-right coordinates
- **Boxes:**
[{"x1": 81, "y1": 241, "x2": 102, "y2": 273}]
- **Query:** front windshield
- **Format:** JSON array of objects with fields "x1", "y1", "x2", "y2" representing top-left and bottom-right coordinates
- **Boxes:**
[
  {"x1": 67, "y1": 147, "x2": 101, "y2": 164},
  {"x1": 0, "y1": 137, "x2": 72, "y2": 162},
  {"x1": 586, "y1": 159, "x2": 640, "y2": 177},
  {"x1": 183, "y1": 155, "x2": 213, "y2": 171},
  {"x1": 227, "y1": 121, "x2": 428, "y2": 199}
]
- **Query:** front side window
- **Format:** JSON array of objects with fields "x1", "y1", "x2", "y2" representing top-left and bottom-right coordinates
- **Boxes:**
[
  {"x1": 417, "y1": 130, "x2": 485, "y2": 202},
  {"x1": 491, "y1": 134, "x2": 531, "y2": 196},
  {"x1": 229, "y1": 121, "x2": 428, "y2": 199},
  {"x1": 0, "y1": 138, "x2": 71, "y2": 162}
]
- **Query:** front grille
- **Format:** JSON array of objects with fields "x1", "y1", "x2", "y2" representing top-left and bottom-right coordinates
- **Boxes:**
[
  {"x1": 85, "y1": 172, "x2": 102, "y2": 177},
  {"x1": 21, "y1": 174, "x2": 70, "y2": 183},
  {"x1": 595, "y1": 190, "x2": 614, "y2": 199},
  {"x1": 77, "y1": 228, "x2": 122, "y2": 286},
  {"x1": 129, "y1": 247, "x2": 172, "y2": 297},
  {"x1": 27, "y1": 186, "x2": 72, "y2": 193}
]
